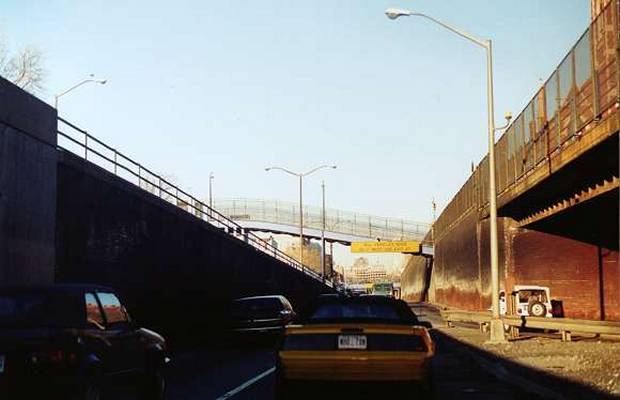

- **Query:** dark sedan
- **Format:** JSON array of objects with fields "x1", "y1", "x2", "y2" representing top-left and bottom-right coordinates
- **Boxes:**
[
  {"x1": 0, "y1": 284, "x2": 169, "y2": 400},
  {"x1": 229, "y1": 295, "x2": 297, "y2": 337}
]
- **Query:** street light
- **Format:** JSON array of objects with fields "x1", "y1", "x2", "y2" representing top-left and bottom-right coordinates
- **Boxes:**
[
  {"x1": 386, "y1": 7, "x2": 506, "y2": 342},
  {"x1": 321, "y1": 180, "x2": 327, "y2": 279},
  {"x1": 265, "y1": 165, "x2": 337, "y2": 268},
  {"x1": 54, "y1": 74, "x2": 107, "y2": 109},
  {"x1": 209, "y1": 172, "x2": 215, "y2": 210}
]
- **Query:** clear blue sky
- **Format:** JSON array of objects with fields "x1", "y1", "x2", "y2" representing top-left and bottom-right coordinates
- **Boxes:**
[{"x1": 2, "y1": 0, "x2": 589, "y2": 222}]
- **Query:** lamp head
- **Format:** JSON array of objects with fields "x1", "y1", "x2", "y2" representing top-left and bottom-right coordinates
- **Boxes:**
[
  {"x1": 385, "y1": 7, "x2": 412, "y2": 20},
  {"x1": 504, "y1": 111, "x2": 513, "y2": 122}
]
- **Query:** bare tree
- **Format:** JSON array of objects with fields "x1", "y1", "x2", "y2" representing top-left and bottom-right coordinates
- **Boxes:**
[{"x1": 0, "y1": 34, "x2": 45, "y2": 94}]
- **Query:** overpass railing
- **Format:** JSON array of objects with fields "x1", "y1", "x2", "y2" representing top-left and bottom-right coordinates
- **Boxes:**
[
  {"x1": 56, "y1": 117, "x2": 331, "y2": 287},
  {"x1": 434, "y1": 0, "x2": 619, "y2": 238},
  {"x1": 214, "y1": 198, "x2": 430, "y2": 241}
]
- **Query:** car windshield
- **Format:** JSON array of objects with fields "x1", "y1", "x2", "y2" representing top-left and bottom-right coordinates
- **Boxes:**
[
  {"x1": 0, "y1": 291, "x2": 81, "y2": 328},
  {"x1": 306, "y1": 299, "x2": 419, "y2": 324}
]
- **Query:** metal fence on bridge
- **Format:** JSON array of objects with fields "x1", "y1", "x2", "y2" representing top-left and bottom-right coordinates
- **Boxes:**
[
  {"x1": 56, "y1": 117, "x2": 330, "y2": 286},
  {"x1": 213, "y1": 198, "x2": 430, "y2": 241},
  {"x1": 434, "y1": 0, "x2": 619, "y2": 238}
]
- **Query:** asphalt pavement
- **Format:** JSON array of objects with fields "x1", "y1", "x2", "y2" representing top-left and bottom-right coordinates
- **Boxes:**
[{"x1": 104, "y1": 306, "x2": 543, "y2": 399}]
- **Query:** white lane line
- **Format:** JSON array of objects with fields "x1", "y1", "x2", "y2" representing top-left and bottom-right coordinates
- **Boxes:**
[{"x1": 215, "y1": 366, "x2": 276, "y2": 400}]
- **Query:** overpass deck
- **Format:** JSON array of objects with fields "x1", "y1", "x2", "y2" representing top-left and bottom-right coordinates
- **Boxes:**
[{"x1": 213, "y1": 198, "x2": 430, "y2": 242}]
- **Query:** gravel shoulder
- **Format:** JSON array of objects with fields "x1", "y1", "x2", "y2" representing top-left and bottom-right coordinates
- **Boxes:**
[{"x1": 412, "y1": 303, "x2": 620, "y2": 398}]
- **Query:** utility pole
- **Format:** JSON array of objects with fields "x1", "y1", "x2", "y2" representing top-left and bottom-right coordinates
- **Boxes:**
[
  {"x1": 321, "y1": 180, "x2": 326, "y2": 279},
  {"x1": 208, "y1": 172, "x2": 214, "y2": 219}
]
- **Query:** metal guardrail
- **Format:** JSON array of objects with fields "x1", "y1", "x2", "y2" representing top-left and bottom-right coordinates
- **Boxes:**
[
  {"x1": 214, "y1": 198, "x2": 430, "y2": 241},
  {"x1": 56, "y1": 117, "x2": 332, "y2": 288},
  {"x1": 440, "y1": 309, "x2": 620, "y2": 342}
]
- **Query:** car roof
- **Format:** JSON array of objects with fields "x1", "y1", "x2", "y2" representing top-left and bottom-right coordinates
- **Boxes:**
[
  {"x1": 0, "y1": 283, "x2": 115, "y2": 294},
  {"x1": 316, "y1": 295, "x2": 401, "y2": 304},
  {"x1": 301, "y1": 295, "x2": 419, "y2": 325},
  {"x1": 514, "y1": 285, "x2": 549, "y2": 291}
]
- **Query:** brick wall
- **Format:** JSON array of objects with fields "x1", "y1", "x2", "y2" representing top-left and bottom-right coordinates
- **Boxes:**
[{"x1": 512, "y1": 228, "x2": 619, "y2": 320}]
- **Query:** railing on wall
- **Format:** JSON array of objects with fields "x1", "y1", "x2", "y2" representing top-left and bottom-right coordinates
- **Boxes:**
[
  {"x1": 214, "y1": 198, "x2": 430, "y2": 241},
  {"x1": 434, "y1": 0, "x2": 619, "y2": 237},
  {"x1": 56, "y1": 117, "x2": 331, "y2": 287}
]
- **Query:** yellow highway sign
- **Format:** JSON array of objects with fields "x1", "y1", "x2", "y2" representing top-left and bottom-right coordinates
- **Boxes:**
[{"x1": 351, "y1": 241, "x2": 420, "y2": 253}]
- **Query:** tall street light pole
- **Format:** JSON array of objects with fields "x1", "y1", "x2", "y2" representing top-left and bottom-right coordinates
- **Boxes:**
[
  {"x1": 265, "y1": 165, "x2": 337, "y2": 267},
  {"x1": 209, "y1": 172, "x2": 215, "y2": 210},
  {"x1": 54, "y1": 74, "x2": 107, "y2": 109},
  {"x1": 321, "y1": 180, "x2": 327, "y2": 279},
  {"x1": 385, "y1": 7, "x2": 507, "y2": 343}
]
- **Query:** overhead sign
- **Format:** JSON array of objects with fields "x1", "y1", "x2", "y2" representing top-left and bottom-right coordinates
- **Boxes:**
[{"x1": 351, "y1": 241, "x2": 420, "y2": 253}]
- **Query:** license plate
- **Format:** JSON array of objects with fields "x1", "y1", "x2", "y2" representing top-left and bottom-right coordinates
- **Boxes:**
[
  {"x1": 338, "y1": 335, "x2": 367, "y2": 350},
  {"x1": 0, "y1": 355, "x2": 4, "y2": 374}
]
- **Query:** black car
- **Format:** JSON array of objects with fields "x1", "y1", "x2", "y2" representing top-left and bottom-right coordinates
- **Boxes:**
[
  {"x1": 229, "y1": 295, "x2": 297, "y2": 336},
  {"x1": 0, "y1": 284, "x2": 169, "y2": 400}
]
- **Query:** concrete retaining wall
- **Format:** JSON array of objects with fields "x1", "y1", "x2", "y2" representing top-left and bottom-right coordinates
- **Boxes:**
[
  {"x1": 0, "y1": 77, "x2": 56, "y2": 286},
  {"x1": 55, "y1": 151, "x2": 331, "y2": 339}
]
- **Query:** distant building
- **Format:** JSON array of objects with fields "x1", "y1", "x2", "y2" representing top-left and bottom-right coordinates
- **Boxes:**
[
  {"x1": 350, "y1": 257, "x2": 389, "y2": 283},
  {"x1": 284, "y1": 239, "x2": 323, "y2": 275}
]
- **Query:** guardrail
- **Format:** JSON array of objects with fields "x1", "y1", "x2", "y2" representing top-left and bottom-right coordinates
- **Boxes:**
[
  {"x1": 56, "y1": 117, "x2": 332, "y2": 288},
  {"x1": 440, "y1": 309, "x2": 620, "y2": 342}
]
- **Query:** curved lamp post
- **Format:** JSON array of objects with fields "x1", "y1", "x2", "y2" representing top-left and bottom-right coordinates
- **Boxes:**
[
  {"x1": 385, "y1": 7, "x2": 506, "y2": 342},
  {"x1": 54, "y1": 74, "x2": 107, "y2": 109},
  {"x1": 265, "y1": 165, "x2": 337, "y2": 270}
]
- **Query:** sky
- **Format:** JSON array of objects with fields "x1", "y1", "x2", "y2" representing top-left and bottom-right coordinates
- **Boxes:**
[{"x1": 2, "y1": 0, "x2": 590, "y2": 223}]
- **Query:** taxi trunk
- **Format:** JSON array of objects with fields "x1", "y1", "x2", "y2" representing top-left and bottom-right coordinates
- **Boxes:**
[{"x1": 278, "y1": 323, "x2": 433, "y2": 382}]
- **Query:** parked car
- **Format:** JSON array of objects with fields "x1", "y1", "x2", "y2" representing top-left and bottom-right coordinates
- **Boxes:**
[
  {"x1": 499, "y1": 285, "x2": 553, "y2": 318},
  {"x1": 229, "y1": 295, "x2": 296, "y2": 336},
  {"x1": 275, "y1": 295, "x2": 435, "y2": 398},
  {"x1": 0, "y1": 284, "x2": 169, "y2": 400}
]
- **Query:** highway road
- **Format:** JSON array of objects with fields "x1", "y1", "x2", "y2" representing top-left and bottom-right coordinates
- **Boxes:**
[{"x1": 105, "y1": 305, "x2": 541, "y2": 400}]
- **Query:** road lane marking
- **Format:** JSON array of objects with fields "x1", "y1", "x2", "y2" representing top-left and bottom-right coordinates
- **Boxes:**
[{"x1": 215, "y1": 366, "x2": 276, "y2": 400}]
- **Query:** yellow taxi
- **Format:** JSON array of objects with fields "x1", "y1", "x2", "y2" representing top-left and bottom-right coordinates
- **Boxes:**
[{"x1": 275, "y1": 295, "x2": 434, "y2": 398}]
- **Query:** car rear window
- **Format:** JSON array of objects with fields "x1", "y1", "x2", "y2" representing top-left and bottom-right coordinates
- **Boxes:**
[
  {"x1": 306, "y1": 299, "x2": 418, "y2": 324},
  {"x1": 311, "y1": 303, "x2": 401, "y2": 320},
  {"x1": 231, "y1": 298, "x2": 282, "y2": 319},
  {"x1": 0, "y1": 292, "x2": 82, "y2": 328}
]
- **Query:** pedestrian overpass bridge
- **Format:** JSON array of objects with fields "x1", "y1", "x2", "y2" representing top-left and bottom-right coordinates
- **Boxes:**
[{"x1": 212, "y1": 198, "x2": 431, "y2": 245}]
